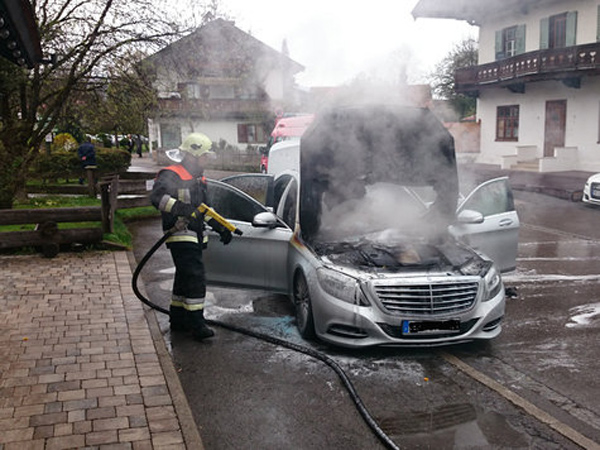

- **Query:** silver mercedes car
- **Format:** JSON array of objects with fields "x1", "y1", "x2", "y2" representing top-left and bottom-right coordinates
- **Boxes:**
[{"x1": 203, "y1": 106, "x2": 519, "y2": 348}]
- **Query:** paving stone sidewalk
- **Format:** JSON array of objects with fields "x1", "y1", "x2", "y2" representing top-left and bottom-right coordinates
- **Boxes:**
[{"x1": 0, "y1": 251, "x2": 201, "y2": 450}]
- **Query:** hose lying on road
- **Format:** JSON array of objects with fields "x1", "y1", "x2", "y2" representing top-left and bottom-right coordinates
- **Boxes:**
[{"x1": 132, "y1": 230, "x2": 401, "y2": 450}]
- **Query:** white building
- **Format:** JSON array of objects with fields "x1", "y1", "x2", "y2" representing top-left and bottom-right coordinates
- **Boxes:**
[
  {"x1": 414, "y1": 0, "x2": 600, "y2": 172},
  {"x1": 143, "y1": 18, "x2": 304, "y2": 152}
]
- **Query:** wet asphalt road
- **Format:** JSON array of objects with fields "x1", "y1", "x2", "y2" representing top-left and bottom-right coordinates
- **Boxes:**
[{"x1": 129, "y1": 190, "x2": 600, "y2": 450}]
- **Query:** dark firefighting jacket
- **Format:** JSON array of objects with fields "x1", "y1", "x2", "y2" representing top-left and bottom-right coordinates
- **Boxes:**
[{"x1": 150, "y1": 164, "x2": 224, "y2": 246}]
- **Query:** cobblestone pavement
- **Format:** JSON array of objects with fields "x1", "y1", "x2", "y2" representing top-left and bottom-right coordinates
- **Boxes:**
[{"x1": 0, "y1": 251, "x2": 202, "y2": 450}]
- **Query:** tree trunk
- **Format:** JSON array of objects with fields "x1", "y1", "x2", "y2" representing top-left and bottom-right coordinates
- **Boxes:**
[
  {"x1": 0, "y1": 142, "x2": 30, "y2": 210},
  {"x1": 0, "y1": 171, "x2": 19, "y2": 209}
]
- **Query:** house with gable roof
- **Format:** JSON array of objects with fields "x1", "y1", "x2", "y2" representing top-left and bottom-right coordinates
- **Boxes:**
[
  {"x1": 144, "y1": 18, "x2": 304, "y2": 153},
  {"x1": 413, "y1": 0, "x2": 600, "y2": 172}
]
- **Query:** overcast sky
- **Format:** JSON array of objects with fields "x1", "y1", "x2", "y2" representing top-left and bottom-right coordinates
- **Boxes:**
[{"x1": 218, "y1": 0, "x2": 476, "y2": 87}]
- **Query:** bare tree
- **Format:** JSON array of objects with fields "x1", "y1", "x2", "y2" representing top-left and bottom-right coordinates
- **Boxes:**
[{"x1": 0, "y1": 0, "x2": 186, "y2": 208}]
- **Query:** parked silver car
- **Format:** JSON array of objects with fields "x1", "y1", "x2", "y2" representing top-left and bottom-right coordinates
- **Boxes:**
[{"x1": 203, "y1": 106, "x2": 519, "y2": 348}]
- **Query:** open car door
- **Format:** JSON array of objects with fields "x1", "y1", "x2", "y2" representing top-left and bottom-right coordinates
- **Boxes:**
[
  {"x1": 450, "y1": 177, "x2": 520, "y2": 272},
  {"x1": 203, "y1": 177, "x2": 292, "y2": 292}
]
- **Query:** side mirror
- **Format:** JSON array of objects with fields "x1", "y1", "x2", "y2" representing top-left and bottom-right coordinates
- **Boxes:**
[
  {"x1": 252, "y1": 211, "x2": 280, "y2": 229},
  {"x1": 457, "y1": 209, "x2": 484, "y2": 224}
]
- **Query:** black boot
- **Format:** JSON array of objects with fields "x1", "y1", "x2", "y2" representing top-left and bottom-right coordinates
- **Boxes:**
[
  {"x1": 189, "y1": 310, "x2": 214, "y2": 341},
  {"x1": 169, "y1": 305, "x2": 188, "y2": 332}
]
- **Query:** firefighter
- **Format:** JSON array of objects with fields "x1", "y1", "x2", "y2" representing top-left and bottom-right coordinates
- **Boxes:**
[{"x1": 150, "y1": 132, "x2": 232, "y2": 340}]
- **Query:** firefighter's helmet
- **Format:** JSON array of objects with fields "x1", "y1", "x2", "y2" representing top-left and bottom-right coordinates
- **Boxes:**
[{"x1": 179, "y1": 133, "x2": 213, "y2": 157}]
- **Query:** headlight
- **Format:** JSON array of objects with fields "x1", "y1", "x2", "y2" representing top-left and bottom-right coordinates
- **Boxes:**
[
  {"x1": 316, "y1": 267, "x2": 369, "y2": 305},
  {"x1": 482, "y1": 264, "x2": 502, "y2": 301}
]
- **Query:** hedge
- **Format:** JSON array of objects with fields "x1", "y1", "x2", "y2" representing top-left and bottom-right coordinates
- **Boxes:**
[{"x1": 31, "y1": 147, "x2": 132, "y2": 182}]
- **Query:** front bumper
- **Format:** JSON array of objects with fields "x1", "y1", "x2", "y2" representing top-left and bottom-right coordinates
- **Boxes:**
[
  {"x1": 310, "y1": 278, "x2": 505, "y2": 348},
  {"x1": 583, "y1": 180, "x2": 600, "y2": 205}
]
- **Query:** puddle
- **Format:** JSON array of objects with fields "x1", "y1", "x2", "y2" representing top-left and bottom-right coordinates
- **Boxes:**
[{"x1": 381, "y1": 405, "x2": 529, "y2": 449}]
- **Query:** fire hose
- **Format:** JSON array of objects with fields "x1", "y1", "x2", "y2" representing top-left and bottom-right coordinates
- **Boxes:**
[{"x1": 131, "y1": 205, "x2": 401, "y2": 450}]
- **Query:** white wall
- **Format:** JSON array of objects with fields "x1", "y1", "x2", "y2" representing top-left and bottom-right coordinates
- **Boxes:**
[
  {"x1": 151, "y1": 119, "x2": 255, "y2": 150},
  {"x1": 477, "y1": 77, "x2": 600, "y2": 171}
]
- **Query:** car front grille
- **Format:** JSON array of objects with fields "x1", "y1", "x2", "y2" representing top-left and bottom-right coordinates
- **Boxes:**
[{"x1": 373, "y1": 280, "x2": 479, "y2": 315}]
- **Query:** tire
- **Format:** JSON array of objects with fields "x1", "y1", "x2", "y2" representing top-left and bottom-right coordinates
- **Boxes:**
[{"x1": 293, "y1": 272, "x2": 316, "y2": 339}]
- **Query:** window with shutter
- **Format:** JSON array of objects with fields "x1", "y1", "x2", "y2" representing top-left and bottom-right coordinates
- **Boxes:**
[
  {"x1": 237, "y1": 124, "x2": 248, "y2": 143},
  {"x1": 496, "y1": 25, "x2": 525, "y2": 60},
  {"x1": 496, "y1": 106, "x2": 520, "y2": 141},
  {"x1": 237, "y1": 124, "x2": 269, "y2": 144},
  {"x1": 504, "y1": 26, "x2": 517, "y2": 57},
  {"x1": 546, "y1": 12, "x2": 571, "y2": 49}
]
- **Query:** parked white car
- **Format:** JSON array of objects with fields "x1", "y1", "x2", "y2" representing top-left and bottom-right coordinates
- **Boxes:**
[
  {"x1": 583, "y1": 173, "x2": 600, "y2": 206},
  {"x1": 203, "y1": 105, "x2": 520, "y2": 348}
]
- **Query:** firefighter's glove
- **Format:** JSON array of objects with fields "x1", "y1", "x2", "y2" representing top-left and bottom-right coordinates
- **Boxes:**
[
  {"x1": 219, "y1": 229, "x2": 232, "y2": 245},
  {"x1": 171, "y1": 201, "x2": 196, "y2": 218}
]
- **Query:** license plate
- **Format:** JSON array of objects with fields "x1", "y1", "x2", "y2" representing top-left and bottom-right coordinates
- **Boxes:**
[{"x1": 402, "y1": 320, "x2": 460, "y2": 335}]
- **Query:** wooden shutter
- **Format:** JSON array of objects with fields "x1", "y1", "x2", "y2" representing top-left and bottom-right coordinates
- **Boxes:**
[
  {"x1": 516, "y1": 24, "x2": 526, "y2": 55},
  {"x1": 540, "y1": 17, "x2": 549, "y2": 49},
  {"x1": 597, "y1": 6, "x2": 600, "y2": 41},
  {"x1": 566, "y1": 11, "x2": 577, "y2": 46},
  {"x1": 495, "y1": 30, "x2": 504, "y2": 60},
  {"x1": 237, "y1": 124, "x2": 248, "y2": 143}
]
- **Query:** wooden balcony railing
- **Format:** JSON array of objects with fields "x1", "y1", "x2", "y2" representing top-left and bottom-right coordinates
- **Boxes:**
[
  {"x1": 157, "y1": 98, "x2": 271, "y2": 118},
  {"x1": 455, "y1": 42, "x2": 600, "y2": 94}
]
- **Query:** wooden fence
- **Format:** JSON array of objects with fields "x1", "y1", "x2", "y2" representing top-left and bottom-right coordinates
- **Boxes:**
[{"x1": 0, "y1": 173, "x2": 154, "y2": 257}]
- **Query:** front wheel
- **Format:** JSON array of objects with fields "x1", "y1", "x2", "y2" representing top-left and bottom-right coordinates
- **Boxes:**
[{"x1": 293, "y1": 272, "x2": 316, "y2": 339}]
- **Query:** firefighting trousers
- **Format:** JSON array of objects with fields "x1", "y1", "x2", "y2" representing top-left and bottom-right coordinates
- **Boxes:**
[{"x1": 168, "y1": 242, "x2": 206, "y2": 311}]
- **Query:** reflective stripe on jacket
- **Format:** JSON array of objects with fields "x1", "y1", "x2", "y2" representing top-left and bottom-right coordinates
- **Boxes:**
[{"x1": 150, "y1": 164, "x2": 208, "y2": 245}]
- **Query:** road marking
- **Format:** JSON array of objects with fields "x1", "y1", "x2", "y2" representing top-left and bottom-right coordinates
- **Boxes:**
[{"x1": 442, "y1": 353, "x2": 600, "y2": 450}]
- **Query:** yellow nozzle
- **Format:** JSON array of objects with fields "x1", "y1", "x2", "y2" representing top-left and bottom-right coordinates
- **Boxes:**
[{"x1": 192, "y1": 203, "x2": 243, "y2": 235}]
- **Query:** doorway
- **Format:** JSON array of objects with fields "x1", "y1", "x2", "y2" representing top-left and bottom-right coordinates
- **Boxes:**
[{"x1": 544, "y1": 100, "x2": 566, "y2": 157}]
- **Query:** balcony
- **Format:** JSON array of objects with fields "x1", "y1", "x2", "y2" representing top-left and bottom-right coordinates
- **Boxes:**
[
  {"x1": 455, "y1": 42, "x2": 600, "y2": 95},
  {"x1": 156, "y1": 97, "x2": 272, "y2": 119}
]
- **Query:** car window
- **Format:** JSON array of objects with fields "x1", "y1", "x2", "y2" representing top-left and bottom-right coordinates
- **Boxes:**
[
  {"x1": 460, "y1": 178, "x2": 514, "y2": 217},
  {"x1": 207, "y1": 181, "x2": 267, "y2": 223},
  {"x1": 273, "y1": 174, "x2": 293, "y2": 212},
  {"x1": 219, "y1": 174, "x2": 273, "y2": 206},
  {"x1": 277, "y1": 178, "x2": 298, "y2": 228}
]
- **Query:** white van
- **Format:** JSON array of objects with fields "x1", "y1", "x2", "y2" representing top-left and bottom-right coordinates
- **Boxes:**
[{"x1": 266, "y1": 140, "x2": 300, "y2": 176}]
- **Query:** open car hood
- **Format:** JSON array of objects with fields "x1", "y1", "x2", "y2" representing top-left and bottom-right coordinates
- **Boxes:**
[
  {"x1": 299, "y1": 105, "x2": 459, "y2": 244},
  {"x1": 315, "y1": 230, "x2": 485, "y2": 275}
]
